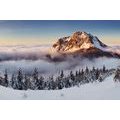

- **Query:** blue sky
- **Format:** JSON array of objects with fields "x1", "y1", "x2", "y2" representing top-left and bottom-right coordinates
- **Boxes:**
[{"x1": 0, "y1": 20, "x2": 120, "y2": 45}]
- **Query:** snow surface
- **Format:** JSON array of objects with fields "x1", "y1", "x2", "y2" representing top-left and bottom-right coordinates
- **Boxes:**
[
  {"x1": 80, "y1": 42, "x2": 93, "y2": 49},
  {"x1": 92, "y1": 36, "x2": 104, "y2": 49},
  {"x1": 80, "y1": 32, "x2": 88, "y2": 39},
  {"x1": 0, "y1": 74, "x2": 120, "y2": 100}
]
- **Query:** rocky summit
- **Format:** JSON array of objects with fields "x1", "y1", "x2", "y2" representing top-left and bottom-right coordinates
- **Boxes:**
[{"x1": 53, "y1": 31, "x2": 107, "y2": 52}]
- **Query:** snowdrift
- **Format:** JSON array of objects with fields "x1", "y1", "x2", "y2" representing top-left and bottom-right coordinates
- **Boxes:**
[{"x1": 0, "y1": 74, "x2": 120, "y2": 100}]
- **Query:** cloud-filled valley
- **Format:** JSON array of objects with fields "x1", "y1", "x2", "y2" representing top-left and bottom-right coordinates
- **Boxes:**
[{"x1": 0, "y1": 45, "x2": 119, "y2": 75}]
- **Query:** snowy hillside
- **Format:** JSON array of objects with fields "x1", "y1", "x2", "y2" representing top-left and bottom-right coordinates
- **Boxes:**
[
  {"x1": 0, "y1": 31, "x2": 119, "y2": 100},
  {"x1": 0, "y1": 74, "x2": 120, "y2": 100}
]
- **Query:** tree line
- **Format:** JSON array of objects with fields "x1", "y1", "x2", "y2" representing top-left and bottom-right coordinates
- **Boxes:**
[{"x1": 0, "y1": 66, "x2": 119, "y2": 90}]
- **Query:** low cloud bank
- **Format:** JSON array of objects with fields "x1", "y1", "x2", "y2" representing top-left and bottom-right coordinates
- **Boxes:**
[
  {"x1": 105, "y1": 46, "x2": 120, "y2": 55},
  {"x1": 0, "y1": 57, "x2": 119, "y2": 76},
  {"x1": 0, "y1": 45, "x2": 119, "y2": 75},
  {"x1": 0, "y1": 45, "x2": 50, "y2": 61}
]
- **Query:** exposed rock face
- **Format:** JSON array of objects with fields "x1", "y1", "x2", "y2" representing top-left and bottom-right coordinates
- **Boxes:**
[
  {"x1": 53, "y1": 31, "x2": 107, "y2": 52},
  {"x1": 46, "y1": 31, "x2": 120, "y2": 62}
]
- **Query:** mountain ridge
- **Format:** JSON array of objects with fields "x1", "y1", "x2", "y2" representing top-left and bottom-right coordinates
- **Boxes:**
[
  {"x1": 53, "y1": 31, "x2": 107, "y2": 52},
  {"x1": 47, "y1": 31, "x2": 120, "y2": 62}
]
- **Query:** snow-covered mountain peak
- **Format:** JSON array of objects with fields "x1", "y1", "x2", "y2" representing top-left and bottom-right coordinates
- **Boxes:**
[
  {"x1": 71, "y1": 31, "x2": 89, "y2": 40},
  {"x1": 52, "y1": 31, "x2": 107, "y2": 52}
]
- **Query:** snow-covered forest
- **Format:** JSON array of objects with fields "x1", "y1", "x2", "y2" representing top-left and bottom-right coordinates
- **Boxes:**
[{"x1": 0, "y1": 66, "x2": 119, "y2": 91}]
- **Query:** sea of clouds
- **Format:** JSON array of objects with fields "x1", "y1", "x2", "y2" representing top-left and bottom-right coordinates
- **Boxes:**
[{"x1": 0, "y1": 45, "x2": 119, "y2": 75}]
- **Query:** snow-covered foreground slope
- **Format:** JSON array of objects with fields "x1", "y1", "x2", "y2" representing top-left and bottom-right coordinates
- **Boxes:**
[{"x1": 0, "y1": 75, "x2": 120, "y2": 100}]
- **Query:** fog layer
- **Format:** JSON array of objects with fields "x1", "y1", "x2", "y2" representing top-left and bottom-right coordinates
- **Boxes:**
[{"x1": 0, "y1": 45, "x2": 119, "y2": 75}]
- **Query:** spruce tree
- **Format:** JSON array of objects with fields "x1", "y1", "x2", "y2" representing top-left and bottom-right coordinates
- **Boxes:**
[
  {"x1": 114, "y1": 69, "x2": 120, "y2": 82},
  {"x1": 23, "y1": 74, "x2": 29, "y2": 90},
  {"x1": 10, "y1": 74, "x2": 17, "y2": 89},
  {"x1": 85, "y1": 67, "x2": 89, "y2": 73},
  {"x1": 37, "y1": 76, "x2": 44, "y2": 90},
  {"x1": 95, "y1": 68, "x2": 100, "y2": 80},
  {"x1": 33, "y1": 68, "x2": 39, "y2": 81},
  {"x1": 103, "y1": 65, "x2": 106, "y2": 73},
  {"x1": 4, "y1": 69, "x2": 8, "y2": 87},
  {"x1": 60, "y1": 70, "x2": 64, "y2": 79},
  {"x1": 75, "y1": 70, "x2": 78, "y2": 77},
  {"x1": 31, "y1": 68, "x2": 39, "y2": 90},
  {"x1": 17, "y1": 69, "x2": 24, "y2": 90}
]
